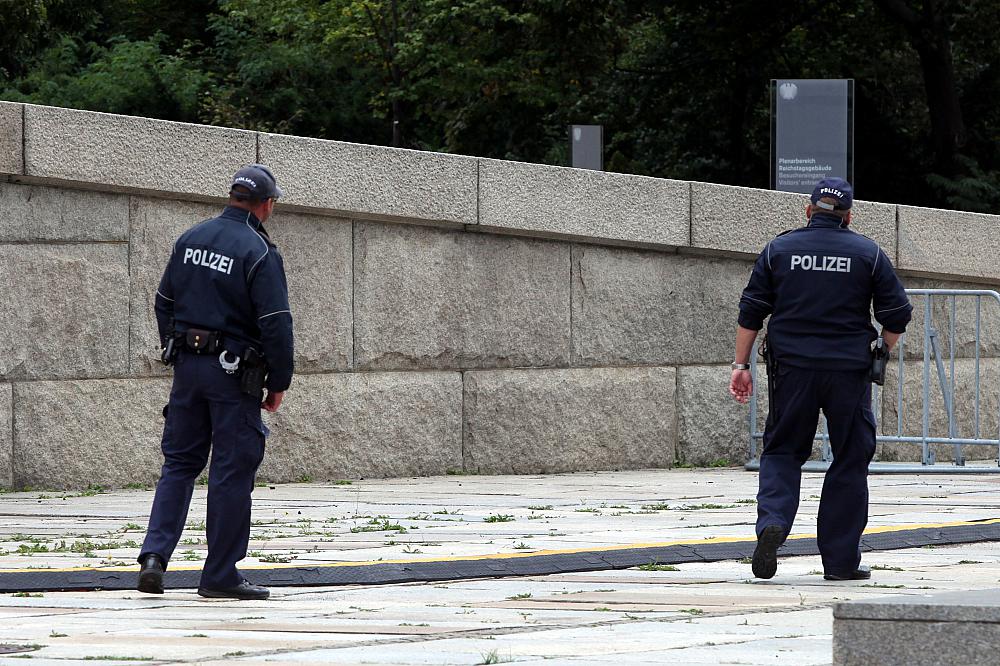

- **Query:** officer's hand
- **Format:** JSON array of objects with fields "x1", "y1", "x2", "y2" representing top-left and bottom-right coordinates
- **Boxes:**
[
  {"x1": 262, "y1": 390, "x2": 284, "y2": 412},
  {"x1": 729, "y1": 370, "x2": 753, "y2": 404}
]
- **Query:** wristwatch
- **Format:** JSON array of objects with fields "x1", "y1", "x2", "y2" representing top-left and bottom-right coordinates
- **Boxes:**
[{"x1": 731, "y1": 362, "x2": 751, "y2": 370}]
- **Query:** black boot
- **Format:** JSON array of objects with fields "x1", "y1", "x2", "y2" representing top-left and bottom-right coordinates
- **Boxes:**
[
  {"x1": 198, "y1": 579, "x2": 270, "y2": 600},
  {"x1": 137, "y1": 554, "x2": 165, "y2": 594},
  {"x1": 824, "y1": 565, "x2": 871, "y2": 581},
  {"x1": 751, "y1": 525, "x2": 786, "y2": 580}
]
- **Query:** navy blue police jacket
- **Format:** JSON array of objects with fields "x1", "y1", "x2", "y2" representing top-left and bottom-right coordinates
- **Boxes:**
[
  {"x1": 154, "y1": 205, "x2": 294, "y2": 392},
  {"x1": 738, "y1": 213, "x2": 912, "y2": 371}
]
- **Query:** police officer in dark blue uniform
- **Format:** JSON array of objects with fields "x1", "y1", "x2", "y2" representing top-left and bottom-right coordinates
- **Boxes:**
[
  {"x1": 730, "y1": 177, "x2": 911, "y2": 581},
  {"x1": 136, "y1": 165, "x2": 294, "y2": 599}
]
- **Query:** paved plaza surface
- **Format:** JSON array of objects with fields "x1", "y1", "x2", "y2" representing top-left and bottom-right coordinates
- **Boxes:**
[{"x1": 1, "y1": 468, "x2": 1000, "y2": 665}]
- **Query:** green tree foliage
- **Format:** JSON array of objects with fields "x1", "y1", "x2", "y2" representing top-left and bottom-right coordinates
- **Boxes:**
[{"x1": 1, "y1": 0, "x2": 998, "y2": 211}]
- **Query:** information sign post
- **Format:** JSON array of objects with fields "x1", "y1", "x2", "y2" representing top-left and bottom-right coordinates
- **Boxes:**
[{"x1": 770, "y1": 79, "x2": 854, "y2": 193}]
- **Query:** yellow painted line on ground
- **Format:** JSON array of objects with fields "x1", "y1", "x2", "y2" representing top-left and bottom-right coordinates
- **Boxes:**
[{"x1": 3, "y1": 517, "x2": 998, "y2": 575}]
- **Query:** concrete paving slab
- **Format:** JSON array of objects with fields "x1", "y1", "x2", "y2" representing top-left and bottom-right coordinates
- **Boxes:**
[{"x1": 2, "y1": 469, "x2": 1000, "y2": 664}]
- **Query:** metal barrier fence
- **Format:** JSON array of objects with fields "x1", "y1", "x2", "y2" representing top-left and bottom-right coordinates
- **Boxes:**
[{"x1": 746, "y1": 289, "x2": 1000, "y2": 473}]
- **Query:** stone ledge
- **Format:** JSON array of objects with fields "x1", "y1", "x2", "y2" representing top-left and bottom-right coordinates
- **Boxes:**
[
  {"x1": 833, "y1": 590, "x2": 1000, "y2": 666},
  {"x1": 835, "y1": 589, "x2": 1000, "y2": 623},
  {"x1": 478, "y1": 159, "x2": 689, "y2": 246},
  {"x1": 691, "y1": 182, "x2": 896, "y2": 261},
  {"x1": 23, "y1": 104, "x2": 255, "y2": 198},
  {"x1": 0, "y1": 102, "x2": 22, "y2": 175},
  {"x1": 259, "y1": 132, "x2": 477, "y2": 225},
  {"x1": 899, "y1": 204, "x2": 1000, "y2": 281}
]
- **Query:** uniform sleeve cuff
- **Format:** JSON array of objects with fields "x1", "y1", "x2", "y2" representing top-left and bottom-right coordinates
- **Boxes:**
[{"x1": 737, "y1": 313, "x2": 763, "y2": 331}]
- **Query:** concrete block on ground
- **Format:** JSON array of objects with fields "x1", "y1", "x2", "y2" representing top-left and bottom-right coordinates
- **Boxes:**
[
  {"x1": 833, "y1": 589, "x2": 1000, "y2": 665},
  {"x1": 354, "y1": 222, "x2": 571, "y2": 370},
  {"x1": 0, "y1": 182, "x2": 128, "y2": 242},
  {"x1": 677, "y1": 365, "x2": 768, "y2": 467},
  {"x1": 12, "y1": 378, "x2": 170, "y2": 490},
  {"x1": 258, "y1": 132, "x2": 477, "y2": 224},
  {"x1": 128, "y1": 198, "x2": 353, "y2": 376},
  {"x1": 258, "y1": 371, "x2": 462, "y2": 482},
  {"x1": 691, "y1": 182, "x2": 895, "y2": 260},
  {"x1": 463, "y1": 367, "x2": 676, "y2": 474},
  {"x1": 0, "y1": 101, "x2": 23, "y2": 175},
  {"x1": 0, "y1": 384, "x2": 10, "y2": 489},
  {"x1": 24, "y1": 104, "x2": 255, "y2": 197},
  {"x1": 478, "y1": 159, "x2": 689, "y2": 246},
  {"x1": 899, "y1": 204, "x2": 1000, "y2": 282},
  {"x1": 572, "y1": 244, "x2": 749, "y2": 366},
  {"x1": 0, "y1": 244, "x2": 128, "y2": 381}
]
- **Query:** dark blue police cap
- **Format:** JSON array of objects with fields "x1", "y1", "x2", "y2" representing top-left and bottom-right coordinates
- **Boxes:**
[
  {"x1": 230, "y1": 164, "x2": 283, "y2": 201},
  {"x1": 810, "y1": 177, "x2": 852, "y2": 211}
]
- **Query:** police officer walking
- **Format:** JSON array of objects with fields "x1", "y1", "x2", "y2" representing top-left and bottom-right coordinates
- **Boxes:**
[
  {"x1": 136, "y1": 165, "x2": 294, "y2": 600},
  {"x1": 730, "y1": 177, "x2": 911, "y2": 581}
]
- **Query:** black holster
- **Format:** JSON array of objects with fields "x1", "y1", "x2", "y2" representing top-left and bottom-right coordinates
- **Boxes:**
[
  {"x1": 240, "y1": 347, "x2": 268, "y2": 399},
  {"x1": 760, "y1": 333, "x2": 777, "y2": 405},
  {"x1": 160, "y1": 329, "x2": 181, "y2": 367},
  {"x1": 870, "y1": 337, "x2": 889, "y2": 386}
]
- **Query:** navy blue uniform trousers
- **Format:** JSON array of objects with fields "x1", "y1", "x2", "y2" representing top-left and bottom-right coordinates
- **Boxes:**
[
  {"x1": 139, "y1": 351, "x2": 267, "y2": 589},
  {"x1": 756, "y1": 365, "x2": 877, "y2": 575}
]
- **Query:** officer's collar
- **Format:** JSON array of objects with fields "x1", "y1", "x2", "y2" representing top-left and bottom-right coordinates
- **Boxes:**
[
  {"x1": 221, "y1": 205, "x2": 263, "y2": 229},
  {"x1": 807, "y1": 213, "x2": 846, "y2": 229}
]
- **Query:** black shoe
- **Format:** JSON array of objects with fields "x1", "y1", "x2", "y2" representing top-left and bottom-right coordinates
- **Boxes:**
[
  {"x1": 824, "y1": 565, "x2": 872, "y2": 581},
  {"x1": 751, "y1": 525, "x2": 785, "y2": 580},
  {"x1": 137, "y1": 554, "x2": 165, "y2": 594},
  {"x1": 198, "y1": 579, "x2": 270, "y2": 600}
]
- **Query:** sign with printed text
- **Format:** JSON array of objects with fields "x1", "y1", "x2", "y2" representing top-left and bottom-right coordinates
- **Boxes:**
[
  {"x1": 570, "y1": 125, "x2": 603, "y2": 171},
  {"x1": 770, "y1": 79, "x2": 854, "y2": 193}
]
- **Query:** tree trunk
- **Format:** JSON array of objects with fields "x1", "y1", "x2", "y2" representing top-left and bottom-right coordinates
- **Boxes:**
[{"x1": 875, "y1": 0, "x2": 965, "y2": 174}]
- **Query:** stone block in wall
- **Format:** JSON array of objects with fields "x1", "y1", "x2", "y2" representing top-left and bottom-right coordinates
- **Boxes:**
[
  {"x1": 0, "y1": 182, "x2": 128, "y2": 242},
  {"x1": 354, "y1": 222, "x2": 570, "y2": 370},
  {"x1": 0, "y1": 101, "x2": 22, "y2": 175},
  {"x1": 894, "y1": 276, "x2": 1000, "y2": 361},
  {"x1": 258, "y1": 132, "x2": 477, "y2": 225},
  {"x1": 572, "y1": 245, "x2": 750, "y2": 366},
  {"x1": 899, "y1": 204, "x2": 1000, "y2": 282},
  {"x1": 258, "y1": 371, "x2": 462, "y2": 482},
  {"x1": 478, "y1": 159, "x2": 689, "y2": 246},
  {"x1": 0, "y1": 384, "x2": 11, "y2": 489},
  {"x1": 129, "y1": 198, "x2": 353, "y2": 376},
  {"x1": 463, "y1": 367, "x2": 676, "y2": 474},
  {"x1": 267, "y1": 210, "x2": 353, "y2": 373},
  {"x1": 0, "y1": 244, "x2": 128, "y2": 380},
  {"x1": 128, "y1": 198, "x2": 218, "y2": 376},
  {"x1": 12, "y1": 378, "x2": 170, "y2": 489},
  {"x1": 677, "y1": 365, "x2": 769, "y2": 467},
  {"x1": 878, "y1": 358, "x2": 1000, "y2": 464},
  {"x1": 24, "y1": 104, "x2": 255, "y2": 197},
  {"x1": 691, "y1": 182, "x2": 896, "y2": 260}
]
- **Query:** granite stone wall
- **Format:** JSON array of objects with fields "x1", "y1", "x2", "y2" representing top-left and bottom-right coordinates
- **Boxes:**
[{"x1": 1, "y1": 101, "x2": 998, "y2": 489}]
